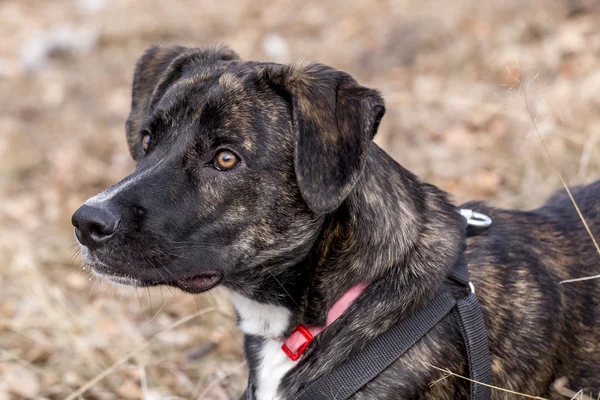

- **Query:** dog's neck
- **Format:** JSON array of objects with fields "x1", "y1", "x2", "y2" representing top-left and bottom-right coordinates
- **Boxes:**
[
  {"x1": 299, "y1": 144, "x2": 464, "y2": 327},
  {"x1": 230, "y1": 144, "x2": 464, "y2": 340}
]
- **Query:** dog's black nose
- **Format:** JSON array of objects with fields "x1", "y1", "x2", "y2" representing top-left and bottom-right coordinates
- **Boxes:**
[{"x1": 72, "y1": 204, "x2": 121, "y2": 248}]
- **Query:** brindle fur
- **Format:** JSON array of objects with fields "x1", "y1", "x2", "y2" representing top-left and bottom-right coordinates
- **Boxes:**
[{"x1": 75, "y1": 45, "x2": 600, "y2": 399}]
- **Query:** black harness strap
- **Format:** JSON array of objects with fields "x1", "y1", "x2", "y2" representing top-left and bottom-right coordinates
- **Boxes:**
[
  {"x1": 293, "y1": 253, "x2": 492, "y2": 400},
  {"x1": 454, "y1": 293, "x2": 492, "y2": 399},
  {"x1": 449, "y1": 255, "x2": 492, "y2": 400},
  {"x1": 295, "y1": 289, "x2": 457, "y2": 400}
]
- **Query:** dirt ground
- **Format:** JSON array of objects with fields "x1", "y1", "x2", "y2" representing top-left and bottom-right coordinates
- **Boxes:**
[{"x1": 1, "y1": 0, "x2": 599, "y2": 399}]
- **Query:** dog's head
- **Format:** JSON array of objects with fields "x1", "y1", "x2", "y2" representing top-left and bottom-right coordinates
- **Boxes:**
[{"x1": 72, "y1": 45, "x2": 384, "y2": 296}]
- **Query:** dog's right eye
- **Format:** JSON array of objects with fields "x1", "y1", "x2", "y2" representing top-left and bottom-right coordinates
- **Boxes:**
[{"x1": 141, "y1": 134, "x2": 151, "y2": 153}]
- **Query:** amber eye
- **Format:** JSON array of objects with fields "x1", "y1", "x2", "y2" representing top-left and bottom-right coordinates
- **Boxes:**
[
  {"x1": 213, "y1": 150, "x2": 240, "y2": 171},
  {"x1": 141, "y1": 134, "x2": 151, "y2": 153}
]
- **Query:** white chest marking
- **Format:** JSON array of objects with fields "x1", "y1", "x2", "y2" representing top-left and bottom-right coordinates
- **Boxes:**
[
  {"x1": 228, "y1": 291, "x2": 292, "y2": 338},
  {"x1": 228, "y1": 292, "x2": 296, "y2": 400},
  {"x1": 255, "y1": 338, "x2": 296, "y2": 400}
]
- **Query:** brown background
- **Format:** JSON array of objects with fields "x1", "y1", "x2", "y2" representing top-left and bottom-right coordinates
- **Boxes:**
[{"x1": 1, "y1": 0, "x2": 599, "y2": 398}]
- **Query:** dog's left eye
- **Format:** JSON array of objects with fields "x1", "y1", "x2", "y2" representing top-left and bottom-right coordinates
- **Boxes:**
[
  {"x1": 213, "y1": 150, "x2": 240, "y2": 171},
  {"x1": 141, "y1": 134, "x2": 151, "y2": 153}
]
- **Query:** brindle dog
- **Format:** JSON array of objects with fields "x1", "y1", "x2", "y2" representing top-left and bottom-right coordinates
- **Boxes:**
[{"x1": 72, "y1": 45, "x2": 600, "y2": 399}]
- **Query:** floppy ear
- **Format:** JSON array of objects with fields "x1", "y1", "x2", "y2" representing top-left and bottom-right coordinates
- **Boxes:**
[
  {"x1": 125, "y1": 45, "x2": 240, "y2": 160},
  {"x1": 266, "y1": 63, "x2": 385, "y2": 214}
]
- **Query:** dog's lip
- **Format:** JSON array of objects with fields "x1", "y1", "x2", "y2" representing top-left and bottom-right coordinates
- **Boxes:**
[
  {"x1": 91, "y1": 269, "x2": 143, "y2": 287},
  {"x1": 175, "y1": 272, "x2": 223, "y2": 293},
  {"x1": 106, "y1": 275, "x2": 142, "y2": 287},
  {"x1": 86, "y1": 257, "x2": 223, "y2": 292}
]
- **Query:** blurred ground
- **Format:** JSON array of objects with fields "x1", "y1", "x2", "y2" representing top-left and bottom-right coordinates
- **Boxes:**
[{"x1": 1, "y1": 0, "x2": 599, "y2": 399}]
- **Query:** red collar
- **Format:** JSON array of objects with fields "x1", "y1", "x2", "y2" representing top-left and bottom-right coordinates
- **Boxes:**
[{"x1": 281, "y1": 283, "x2": 367, "y2": 361}]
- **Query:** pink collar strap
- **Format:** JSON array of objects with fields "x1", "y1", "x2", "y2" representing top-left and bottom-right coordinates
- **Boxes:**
[{"x1": 281, "y1": 283, "x2": 367, "y2": 361}]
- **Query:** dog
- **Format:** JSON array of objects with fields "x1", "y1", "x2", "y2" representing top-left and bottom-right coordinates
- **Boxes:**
[{"x1": 72, "y1": 45, "x2": 600, "y2": 399}]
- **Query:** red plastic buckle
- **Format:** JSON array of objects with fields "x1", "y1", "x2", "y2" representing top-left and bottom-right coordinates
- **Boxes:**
[{"x1": 281, "y1": 324, "x2": 314, "y2": 361}]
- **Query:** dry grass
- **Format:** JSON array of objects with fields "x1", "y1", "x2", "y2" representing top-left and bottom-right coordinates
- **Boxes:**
[
  {"x1": 428, "y1": 364, "x2": 548, "y2": 399},
  {"x1": 429, "y1": 365, "x2": 599, "y2": 400},
  {"x1": 1, "y1": 0, "x2": 600, "y2": 399}
]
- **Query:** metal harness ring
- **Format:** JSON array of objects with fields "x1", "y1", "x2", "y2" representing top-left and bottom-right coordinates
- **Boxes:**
[{"x1": 459, "y1": 209, "x2": 492, "y2": 228}]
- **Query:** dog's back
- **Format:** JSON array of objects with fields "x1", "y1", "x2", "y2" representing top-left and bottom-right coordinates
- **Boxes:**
[{"x1": 464, "y1": 179, "x2": 600, "y2": 396}]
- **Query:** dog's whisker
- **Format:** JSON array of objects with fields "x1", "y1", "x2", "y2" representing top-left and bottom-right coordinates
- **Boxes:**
[
  {"x1": 108, "y1": 281, "x2": 115, "y2": 299},
  {"x1": 69, "y1": 252, "x2": 81, "y2": 266},
  {"x1": 70, "y1": 249, "x2": 83, "y2": 267},
  {"x1": 146, "y1": 232, "x2": 212, "y2": 247},
  {"x1": 148, "y1": 246, "x2": 191, "y2": 261},
  {"x1": 259, "y1": 262, "x2": 299, "y2": 309},
  {"x1": 134, "y1": 287, "x2": 143, "y2": 313},
  {"x1": 143, "y1": 255, "x2": 177, "y2": 295},
  {"x1": 193, "y1": 295, "x2": 200, "y2": 312},
  {"x1": 89, "y1": 275, "x2": 100, "y2": 294},
  {"x1": 140, "y1": 296, "x2": 170, "y2": 328},
  {"x1": 100, "y1": 275, "x2": 106, "y2": 295},
  {"x1": 147, "y1": 287, "x2": 153, "y2": 318},
  {"x1": 118, "y1": 286, "x2": 126, "y2": 303}
]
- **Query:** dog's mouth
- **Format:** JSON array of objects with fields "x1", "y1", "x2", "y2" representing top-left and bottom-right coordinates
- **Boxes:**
[
  {"x1": 97, "y1": 269, "x2": 223, "y2": 293},
  {"x1": 173, "y1": 272, "x2": 223, "y2": 293},
  {"x1": 81, "y1": 248, "x2": 224, "y2": 293},
  {"x1": 90, "y1": 263, "x2": 223, "y2": 293}
]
